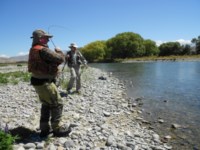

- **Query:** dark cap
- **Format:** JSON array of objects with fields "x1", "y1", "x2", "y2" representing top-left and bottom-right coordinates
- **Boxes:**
[{"x1": 31, "y1": 29, "x2": 53, "y2": 38}]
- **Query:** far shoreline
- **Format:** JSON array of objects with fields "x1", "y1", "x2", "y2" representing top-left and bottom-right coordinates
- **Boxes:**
[
  {"x1": 116, "y1": 55, "x2": 200, "y2": 63},
  {"x1": 0, "y1": 55, "x2": 200, "y2": 65}
]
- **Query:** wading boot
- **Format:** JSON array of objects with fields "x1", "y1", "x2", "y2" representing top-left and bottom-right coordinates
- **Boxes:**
[
  {"x1": 53, "y1": 123, "x2": 78, "y2": 137},
  {"x1": 40, "y1": 129, "x2": 50, "y2": 138},
  {"x1": 53, "y1": 126, "x2": 71, "y2": 137}
]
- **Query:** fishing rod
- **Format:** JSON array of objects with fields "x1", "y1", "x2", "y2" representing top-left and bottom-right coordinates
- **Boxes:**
[
  {"x1": 48, "y1": 25, "x2": 69, "y2": 68},
  {"x1": 50, "y1": 38, "x2": 56, "y2": 48},
  {"x1": 48, "y1": 25, "x2": 59, "y2": 48},
  {"x1": 48, "y1": 25, "x2": 69, "y2": 86}
]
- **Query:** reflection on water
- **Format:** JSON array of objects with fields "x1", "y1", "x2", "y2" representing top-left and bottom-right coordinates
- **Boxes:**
[{"x1": 90, "y1": 61, "x2": 200, "y2": 149}]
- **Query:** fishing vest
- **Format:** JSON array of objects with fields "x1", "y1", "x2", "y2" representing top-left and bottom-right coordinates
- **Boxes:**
[
  {"x1": 28, "y1": 45, "x2": 58, "y2": 76},
  {"x1": 67, "y1": 51, "x2": 81, "y2": 67}
]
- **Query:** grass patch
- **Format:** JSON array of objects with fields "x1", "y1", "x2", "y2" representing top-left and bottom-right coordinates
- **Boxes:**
[
  {"x1": 57, "y1": 77, "x2": 69, "y2": 89},
  {"x1": 0, "y1": 71, "x2": 31, "y2": 85},
  {"x1": 56, "y1": 68, "x2": 70, "y2": 89},
  {"x1": 0, "y1": 64, "x2": 9, "y2": 67},
  {"x1": 60, "y1": 80, "x2": 69, "y2": 89}
]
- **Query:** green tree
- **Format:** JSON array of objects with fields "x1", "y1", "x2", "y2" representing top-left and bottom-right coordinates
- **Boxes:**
[
  {"x1": 143, "y1": 39, "x2": 159, "y2": 56},
  {"x1": 191, "y1": 36, "x2": 200, "y2": 54},
  {"x1": 181, "y1": 44, "x2": 191, "y2": 55},
  {"x1": 106, "y1": 32, "x2": 145, "y2": 58},
  {"x1": 159, "y1": 42, "x2": 182, "y2": 56},
  {"x1": 80, "y1": 41, "x2": 106, "y2": 62}
]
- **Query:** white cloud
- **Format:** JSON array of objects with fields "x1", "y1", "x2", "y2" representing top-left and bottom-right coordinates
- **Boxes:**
[
  {"x1": 156, "y1": 39, "x2": 192, "y2": 46},
  {"x1": 17, "y1": 51, "x2": 29, "y2": 56},
  {"x1": 175, "y1": 39, "x2": 191, "y2": 45},
  {"x1": 0, "y1": 54, "x2": 9, "y2": 58},
  {"x1": 155, "y1": 40, "x2": 167, "y2": 46},
  {"x1": 0, "y1": 51, "x2": 28, "y2": 58}
]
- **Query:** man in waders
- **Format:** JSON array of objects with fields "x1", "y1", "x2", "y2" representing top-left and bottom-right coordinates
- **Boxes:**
[
  {"x1": 28, "y1": 29, "x2": 70, "y2": 137},
  {"x1": 65, "y1": 43, "x2": 87, "y2": 94}
]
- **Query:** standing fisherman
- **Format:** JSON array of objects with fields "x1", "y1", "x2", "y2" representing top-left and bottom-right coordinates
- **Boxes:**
[
  {"x1": 28, "y1": 29, "x2": 70, "y2": 137},
  {"x1": 65, "y1": 43, "x2": 87, "y2": 94}
]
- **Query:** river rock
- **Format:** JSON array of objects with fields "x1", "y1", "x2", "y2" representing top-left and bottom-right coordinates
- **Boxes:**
[{"x1": 171, "y1": 123, "x2": 181, "y2": 129}]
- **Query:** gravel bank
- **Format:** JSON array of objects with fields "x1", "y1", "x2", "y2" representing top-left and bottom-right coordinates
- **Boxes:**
[{"x1": 0, "y1": 65, "x2": 172, "y2": 150}]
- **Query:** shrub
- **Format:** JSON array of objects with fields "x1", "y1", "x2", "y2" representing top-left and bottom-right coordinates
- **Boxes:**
[{"x1": 0, "y1": 130, "x2": 17, "y2": 150}]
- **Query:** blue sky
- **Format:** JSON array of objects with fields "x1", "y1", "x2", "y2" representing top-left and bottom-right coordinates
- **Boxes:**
[{"x1": 0, "y1": 0, "x2": 200, "y2": 57}]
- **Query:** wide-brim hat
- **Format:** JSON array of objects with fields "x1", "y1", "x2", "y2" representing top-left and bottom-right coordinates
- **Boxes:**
[
  {"x1": 69, "y1": 43, "x2": 78, "y2": 48},
  {"x1": 31, "y1": 29, "x2": 53, "y2": 38}
]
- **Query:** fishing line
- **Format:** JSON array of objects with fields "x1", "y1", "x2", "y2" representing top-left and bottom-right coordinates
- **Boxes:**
[{"x1": 47, "y1": 25, "x2": 70, "y2": 48}]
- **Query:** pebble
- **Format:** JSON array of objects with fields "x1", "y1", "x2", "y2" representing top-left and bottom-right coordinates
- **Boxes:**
[
  {"x1": 171, "y1": 123, "x2": 181, "y2": 129},
  {"x1": 0, "y1": 65, "x2": 172, "y2": 149}
]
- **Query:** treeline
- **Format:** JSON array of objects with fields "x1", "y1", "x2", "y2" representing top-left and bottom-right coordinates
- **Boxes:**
[{"x1": 79, "y1": 32, "x2": 200, "y2": 62}]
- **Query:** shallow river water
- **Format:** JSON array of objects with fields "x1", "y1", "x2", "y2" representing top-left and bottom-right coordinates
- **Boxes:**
[{"x1": 90, "y1": 61, "x2": 200, "y2": 150}]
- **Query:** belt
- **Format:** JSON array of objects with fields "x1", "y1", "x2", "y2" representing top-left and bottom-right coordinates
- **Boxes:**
[{"x1": 31, "y1": 77, "x2": 56, "y2": 85}]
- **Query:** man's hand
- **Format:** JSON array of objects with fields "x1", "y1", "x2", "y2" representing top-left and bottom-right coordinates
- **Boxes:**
[{"x1": 55, "y1": 47, "x2": 62, "y2": 53}]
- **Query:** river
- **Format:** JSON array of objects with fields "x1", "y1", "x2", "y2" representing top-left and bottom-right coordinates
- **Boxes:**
[{"x1": 90, "y1": 61, "x2": 200, "y2": 150}]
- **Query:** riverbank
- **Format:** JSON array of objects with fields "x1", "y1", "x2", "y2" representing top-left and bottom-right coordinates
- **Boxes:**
[
  {"x1": 118, "y1": 55, "x2": 200, "y2": 63},
  {"x1": 0, "y1": 66, "x2": 172, "y2": 149}
]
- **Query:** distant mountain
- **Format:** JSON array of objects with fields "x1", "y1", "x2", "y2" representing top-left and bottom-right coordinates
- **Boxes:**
[
  {"x1": 0, "y1": 55, "x2": 28, "y2": 63},
  {"x1": 10, "y1": 55, "x2": 28, "y2": 62},
  {"x1": 0, "y1": 57, "x2": 12, "y2": 63}
]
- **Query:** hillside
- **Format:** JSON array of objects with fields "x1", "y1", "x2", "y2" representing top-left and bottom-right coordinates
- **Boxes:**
[{"x1": 0, "y1": 55, "x2": 28, "y2": 63}]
